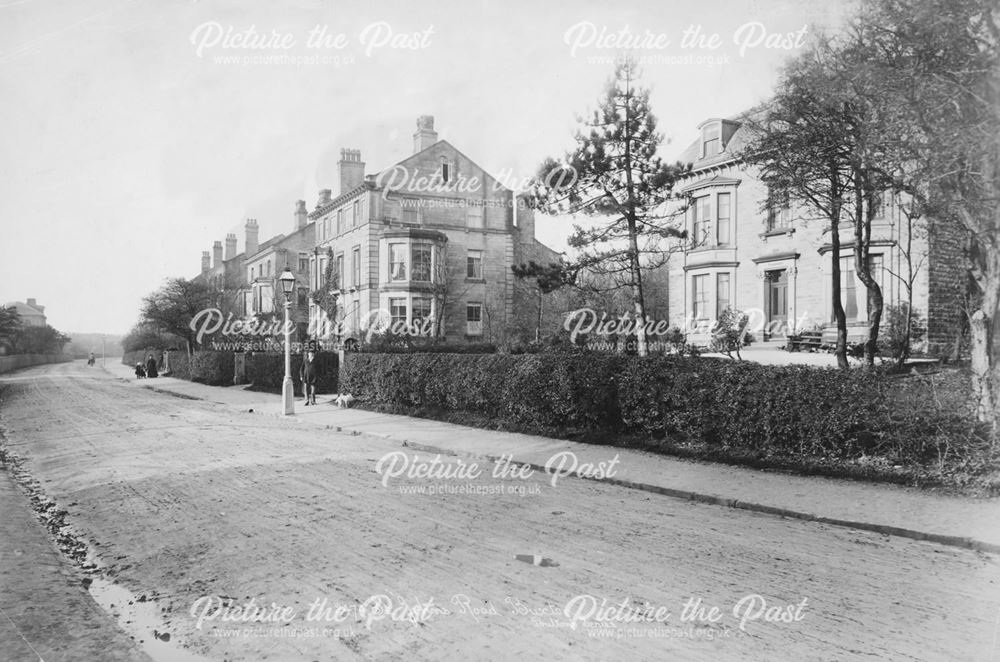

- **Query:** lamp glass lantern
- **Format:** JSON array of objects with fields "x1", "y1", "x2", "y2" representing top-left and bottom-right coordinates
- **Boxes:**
[{"x1": 279, "y1": 267, "x2": 296, "y2": 300}]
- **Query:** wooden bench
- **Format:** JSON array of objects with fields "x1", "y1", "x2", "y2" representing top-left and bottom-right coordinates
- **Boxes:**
[{"x1": 786, "y1": 330, "x2": 824, "y2": 352}]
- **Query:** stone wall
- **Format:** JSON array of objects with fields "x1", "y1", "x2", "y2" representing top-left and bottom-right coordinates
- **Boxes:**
[
  {"x1": 0, "y1": 354, "x2": 72, "y2": 374},
  {"x1": 925, "y1": 216, "x2": 970, "y2": 357}
]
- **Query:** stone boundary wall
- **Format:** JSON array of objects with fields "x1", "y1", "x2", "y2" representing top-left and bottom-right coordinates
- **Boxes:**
[{"x1": 0, "y1": 354, "x2": 72, "y2": 374}]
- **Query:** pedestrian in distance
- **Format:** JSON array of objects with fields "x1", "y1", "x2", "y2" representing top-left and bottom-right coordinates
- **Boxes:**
[
  {"x1": 299, "y1": 350, "x2": 319, "y2": 406},
  {"x1": 88, "y1": 352, "x2": 95, "y2": 366},
  {"x1": 135, "y1": 362, "x2": 146, "y2": 379},
  {"x1": 145, "y1": 354, "x2": 158, "y2": 379}
]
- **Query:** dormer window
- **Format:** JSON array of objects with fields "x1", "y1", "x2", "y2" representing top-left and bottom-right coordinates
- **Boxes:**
[{"x1": 702, "y1": 122, "x2": 721, "y2": 157}]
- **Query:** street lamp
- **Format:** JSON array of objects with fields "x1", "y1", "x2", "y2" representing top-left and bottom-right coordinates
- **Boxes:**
[{"x1": 279, "y1": 266, "x2": 296, "y2": 415}]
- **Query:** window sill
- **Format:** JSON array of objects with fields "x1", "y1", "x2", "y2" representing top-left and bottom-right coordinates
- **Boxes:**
[
  {"x1": 761, "y1": 228, "x2": 795, "y2": 238},
  {"x1": 465, "y1": 278, "x2": 486, "y2": 284},
  {"x1": 687, "y1": 245, "x2": 735, "y2": 254}
]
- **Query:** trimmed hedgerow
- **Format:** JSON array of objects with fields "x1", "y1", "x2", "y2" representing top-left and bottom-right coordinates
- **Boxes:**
[
  {"x1": 342, "y1": 353, "x2": 622, "y2": 436},
  {"x1": 617, "y1": 360, "x2": 891, "y2": 457},
  {"x1": 190, "y1": 351, "x2": 234, "y2": 386},
  {"x1": 245, "y1": 352, "x2": 338, "y2": 394},
  {"x1": 342, "y1": 353, "x2": 993, "y2": 483},
  {"x1": 164, "y1": 350, "x2": 191, "y2": 380}
]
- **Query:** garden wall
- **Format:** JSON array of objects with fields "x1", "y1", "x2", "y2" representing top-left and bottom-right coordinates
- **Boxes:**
[{"x1": 0, "y1": 353, "x2": 72, "y2": 374}]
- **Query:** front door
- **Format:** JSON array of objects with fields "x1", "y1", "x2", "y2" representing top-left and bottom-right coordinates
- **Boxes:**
[{"x1": 766, "y1": 269, "x2": 788, "y2": 337}]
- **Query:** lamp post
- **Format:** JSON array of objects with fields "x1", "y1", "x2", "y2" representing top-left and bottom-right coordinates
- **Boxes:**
[{"x1": 279, "y1": 267, "x2": 296, "y2": 415}]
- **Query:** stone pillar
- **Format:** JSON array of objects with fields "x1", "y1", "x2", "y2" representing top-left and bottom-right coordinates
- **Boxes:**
[{"x1": 233, "y1": 353, "x2": 247, "y2": 385}]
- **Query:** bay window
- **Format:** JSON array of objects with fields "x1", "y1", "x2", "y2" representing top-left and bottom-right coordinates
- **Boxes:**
[
  {"x1": 389, "y1": 243, "x2": 406, "y2": 281},
  {"x1": 716, "y1": 192, "x2": 731, "y2": 246},
  {"x1": 692, "y1": 274, "x2": 709, "y2": 320},
  {"x1": 411, "y1": 244, "x2": 432, "y2": 282}
]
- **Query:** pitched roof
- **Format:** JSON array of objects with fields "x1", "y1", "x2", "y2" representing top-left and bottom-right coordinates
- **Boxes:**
[
  {"x1": 309, "y1": 138, "x2": 510, "y2": 219},
  {"x1": 3, "y1": 301, "x2": 45, "y2": 318}
]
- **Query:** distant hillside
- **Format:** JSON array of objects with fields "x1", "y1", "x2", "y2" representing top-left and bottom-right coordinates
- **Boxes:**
[{"x1": 64, "y1": 333, "x2": 123, "y2": 358}]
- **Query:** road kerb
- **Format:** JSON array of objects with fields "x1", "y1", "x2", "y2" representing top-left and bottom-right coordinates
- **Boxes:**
[{"x1": 397, "y1": 440, "x2": 1000, "y2": 556}]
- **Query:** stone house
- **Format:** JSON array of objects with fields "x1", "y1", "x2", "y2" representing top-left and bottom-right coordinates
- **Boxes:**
[
  {"x1": 666, "y1": 116, "x2": 965, "y2": 355},
  {"x1": 3, "y1": 298, "x2": 47, "y2": 327},
  {"x1": 196, "y1": 224, "x2": 249, "y2": 314},
  {"x1": 237, "y1": 208, "x2": 314, "y2": 327},
  {"x1": 306, "y1": 115, "x2": 559, "y2": 344}
]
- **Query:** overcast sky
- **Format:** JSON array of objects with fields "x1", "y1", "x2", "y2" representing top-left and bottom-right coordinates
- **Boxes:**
[{"x1": 0, "y1": 0, "x2": 852, "y2": 334}]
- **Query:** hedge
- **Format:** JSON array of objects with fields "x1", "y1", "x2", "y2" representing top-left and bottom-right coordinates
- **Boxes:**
[
  {"x1": 341, "y1": 353, "x2": 990, "y2": 473},
  {"x1": 166, "y1": 351, "x2": 191, "y2": 380},
  {"x1": 245, "y1": 352, "x2": 338, "y2": 394},
  {"x1": 357, "y1": 341, "x2": 497, "y2": 354},
  {"x1": 189, "y1": 351, "x2": 234, "y2": 386}
]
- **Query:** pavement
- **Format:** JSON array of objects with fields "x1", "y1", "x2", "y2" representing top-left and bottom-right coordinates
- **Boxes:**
[{"x1": 103, "y1": 359, "x2": 1000, "y2": 554}]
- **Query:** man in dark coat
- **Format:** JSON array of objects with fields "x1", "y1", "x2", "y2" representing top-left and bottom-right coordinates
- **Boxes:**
[
  {"x1": 145, "y1": 354, "x2": 159, "y2": 378},
  {"x1": 299, "y1": 350, "x2": 319, "y2": 405}
]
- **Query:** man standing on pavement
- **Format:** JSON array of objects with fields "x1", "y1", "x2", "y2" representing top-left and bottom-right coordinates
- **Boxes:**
[{"x1": 299, "y1": 350, "x2": 319, "y2": 406}]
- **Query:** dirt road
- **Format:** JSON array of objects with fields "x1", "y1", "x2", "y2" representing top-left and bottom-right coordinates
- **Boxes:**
[{"x1": 1, "y1": 361, "x2": 998, "y2": 661}]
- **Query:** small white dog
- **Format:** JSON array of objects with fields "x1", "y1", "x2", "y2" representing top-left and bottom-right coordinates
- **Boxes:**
[{"x1": 334, "y1": 393, "x2": 355, "y2": 408}]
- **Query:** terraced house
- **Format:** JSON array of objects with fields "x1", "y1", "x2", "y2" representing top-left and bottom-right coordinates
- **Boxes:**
[
  {"x1": 307, "y1": 115, "x2": 559, "y2": 344},
  {"x1": 666, "y1": 115, "x2": 966, "y2": 356},
  {"x1": 240, "y1": 208, "x2": 313, "y2": 325}
]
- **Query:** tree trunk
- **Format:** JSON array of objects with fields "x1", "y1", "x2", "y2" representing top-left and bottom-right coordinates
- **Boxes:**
[
  {"x1": 853, "y1": 186, "x2": 884, "y2": 369},
  {"x1": 969, "y1": 247, "x2": 1000, "y2": 437},
  {"x1": 536, "y1": 288, "x2": 542, "y2": 342},
  {"x1": 628, "y1": 231, "x2": 648, "y2": 357},
  {"x1": 830, "y1": 199, "x2": 849, "y2": 369},
  {"x1": 894, "y1": 208, "x2": 918, "y2": 369}
]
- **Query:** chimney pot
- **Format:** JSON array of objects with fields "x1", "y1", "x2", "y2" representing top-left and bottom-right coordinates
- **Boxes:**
[
  {"x1": 337, "y1": 149, "x2": 366, "y2": 196},
  {"x1": 295, "y1": 199, "x2": 308, "y2": 230},
  {"x1": 316, "y1": 189, "x2": 333, "y2": 209},
  {"x1": 245, "y1": 219, "x2": 259, "y2": 257},
  {"x1": 413, "y1": 115, "x2": 438, "y2": 153}
]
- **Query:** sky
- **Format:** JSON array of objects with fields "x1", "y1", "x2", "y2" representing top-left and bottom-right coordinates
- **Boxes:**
[{"x1": 0, "y1": 0, "x2": 854, "y2": 334}]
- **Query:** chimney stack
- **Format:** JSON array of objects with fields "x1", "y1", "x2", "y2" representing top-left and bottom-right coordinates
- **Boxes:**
[
  {"x1": 245, "y1": 219, "x2": 259, "y2": 257},
  {"x1": 225, "y1": 233, "x2": 237, "y2": 260},
  {"x1": 338, "y1": 149, "x2": 365, "y2": 195},
  {"x1": 26, "y1": 298, "x2": 36, "y2": 307},
  {"x1": 212, "y1": 240, "x2": 223, "y2": 268},
  {"x1": 201, "y1": 251, "x2": 211, "y2": 273},
  {"x1": 295, "y1": 200, "x2": 308, "y2": 230},
  {"x1": 316, "y1": 189, "x2": 332, "y2": 209},
  {"x1": 413, "y1": 115, "x2": 437, "y2": 153}
]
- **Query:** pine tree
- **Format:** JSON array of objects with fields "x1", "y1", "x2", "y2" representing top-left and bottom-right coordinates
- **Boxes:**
[{"x1": 527, "y1": 60, "x2": 690, "y2": 356}]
